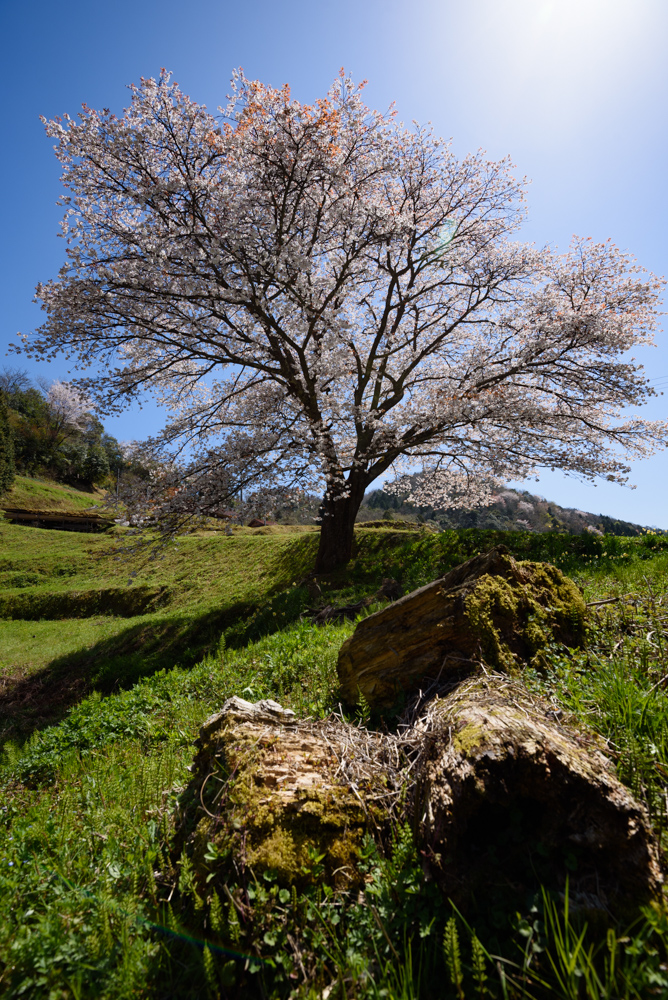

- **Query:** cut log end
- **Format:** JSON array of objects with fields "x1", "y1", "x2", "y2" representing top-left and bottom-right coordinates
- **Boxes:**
[
  {"x1": 411, "y1": 674, "x2": 663, "y2": 919},
  {"x1": 177, "y1": 684, "x2": 663, "y2": 922},
  {"x1": 177, "y1": 700, "x2": 387, "y2": 892}
]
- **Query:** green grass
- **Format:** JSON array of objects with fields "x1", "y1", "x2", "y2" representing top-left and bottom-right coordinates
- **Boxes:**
[
  {"x1": 0, "y1": 475, "x2": 103, "y2": 512},
  {"x1": 1, "y1": 517, "x2": 667, "y2": 742},
  {"x1": 1, "y1": 604, "x2": 667, "y2": 998},
  {"x1": 0, "y1": 519, "x2": 318, "y2": 608},
  {"x1": 0, "y1": 621, "x2": 352, "y2": 997},
  {"x1": 524, "y1": 558, "x2": 668, "y2": 824},
  {"x1": 2, "y1": 512, "x2": 668, "y2": 996},
  {"x1": 0, "y1": 520, "x2": 321, "y2": 739}
]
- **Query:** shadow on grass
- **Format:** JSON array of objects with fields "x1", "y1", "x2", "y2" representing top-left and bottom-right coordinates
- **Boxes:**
[
  {"x1": 0, "y1": 586, "x2": 310, "y2": 745},
  {"x1": 264, "y1": 532, "x2": 319, "y2": 583},
  {"x1": 5, "y1": 527, "x2": 631, "y2": 747}
]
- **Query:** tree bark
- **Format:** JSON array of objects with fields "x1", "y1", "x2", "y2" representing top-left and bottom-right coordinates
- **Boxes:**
[
  {"x1": 177, "y1": 686, "x2": 662, "y2": 919},
  {"x1": 176, "y1": 696, "x2": 379, "y2": 892},
  {"x1": 412, "y1": 673, "x2": 663, "y2": 919},
  {"x1": 314, "y1": 474, "x2": 368, "y2": 574}
]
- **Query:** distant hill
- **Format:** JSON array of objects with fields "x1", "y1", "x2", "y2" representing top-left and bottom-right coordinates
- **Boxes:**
[
  {"x1": 7, "y1": 467, "x2": 651, "y2": 540},
  {"x1": 360, "y1": 485, "x2": 660, "y2": 537}
]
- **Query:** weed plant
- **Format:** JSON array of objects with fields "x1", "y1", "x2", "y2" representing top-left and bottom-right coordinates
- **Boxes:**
[{"x1": 1, "y1": 528, "x2": 668, "y2": 996}]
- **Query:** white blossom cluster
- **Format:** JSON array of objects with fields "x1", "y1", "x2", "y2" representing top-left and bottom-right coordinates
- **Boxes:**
[
  {"x1": 45, "y1": 380, "x2": 91, "y2": 433},
  {"x1": 17, "y1": 70, "x2": 667, "y2": 557}
]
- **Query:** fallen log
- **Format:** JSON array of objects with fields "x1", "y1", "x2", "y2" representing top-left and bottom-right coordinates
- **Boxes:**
[
  {"x1": 175, "y1": 686, "x2": 662, "y2": 920},
  {"x1": 337, "y1": 546, "x2": 586, "y2": 707},
  {"x1": 309, "y1": 578, "x2": 404, "y2": 625},
  {"x1": 175, "y1": 697, "x2": 399, "y2": 891},
  {"x1": 407, "y1": 673, "x2": 663, "y2": 918},
  {"x1": 309, "y1": 599, "x2": 370, "y2": 625}
]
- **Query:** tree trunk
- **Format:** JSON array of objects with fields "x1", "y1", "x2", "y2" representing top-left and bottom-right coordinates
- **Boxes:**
[
  {"x1": 314, "y1": 475, "x2": 367, "y2": 574},
  {"x1": 337, "y1": 546, "x2": 587, "y2": 706},
  {"x1": 177, "y1": 686, "x2": 662, "y2": 919}
]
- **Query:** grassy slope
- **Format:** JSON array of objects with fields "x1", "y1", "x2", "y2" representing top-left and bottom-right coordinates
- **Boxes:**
[
  {"x1": 2, "y1": 519, "x2": 668, "y2": 996},
  {"x1": 0, "y1": 516, "x2": 318, "y2": 605},
  {"x1": 0, "y1": 474, "x2": 104, "y2": 512},
  {"x1": 2, "y1": 518, "x2": 667, "y2": 741},
  {"x1": 0, "y1": 519, "x2": 320, "y2": 740}
]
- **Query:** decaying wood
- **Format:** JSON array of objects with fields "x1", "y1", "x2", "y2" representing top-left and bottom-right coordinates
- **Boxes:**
[
  {"x1": 309, "y1": 599, "x2": 370, "y2": 625},
  {"x1": 337, "y1": 546, "x2": 587, "y2": 707},
  {"x1": 179, "y1": 547, "x2": 659, "y2": 915},
  {"x1": 177, "y1": 698, "x2": 405, "y2": 890},
  {"x1": 405, "y1": 673, "x2": 663, "y2": 917},
  {"x1": 198, "y1": 696, "x2": 296, "y2": 739},
  {"x1": 178, "y1": 685, "x2": 662, "y2": 917}
]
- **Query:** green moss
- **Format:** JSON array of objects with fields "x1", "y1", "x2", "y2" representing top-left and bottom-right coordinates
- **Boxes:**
[
  {"x1": 464, "y1": 559, "x2": 586, "y2": 670},
  {"x1": 464, "y1": 575, "x2": 519, "y2": 669},
  {"x1": 452, "y1": 720, "x2": 487, "y2": 756},
  {"x1": 181, "y1": 720, "x2": 372, "y2": 892},
  {"x1": 242, "y1": 785, "x2": 367, "y2": 886}
]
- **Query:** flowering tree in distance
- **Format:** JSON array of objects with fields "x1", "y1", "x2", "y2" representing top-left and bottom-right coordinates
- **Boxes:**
[{"x1": 21, "y1": 71, "x2": 665, "y2": 572}]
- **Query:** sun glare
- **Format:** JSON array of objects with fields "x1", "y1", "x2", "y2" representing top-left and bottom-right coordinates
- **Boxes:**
[{"x1": 419, "y1": 0, "x2": 662, "y2": 145}]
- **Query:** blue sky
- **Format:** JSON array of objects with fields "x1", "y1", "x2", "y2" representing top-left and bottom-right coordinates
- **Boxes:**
[{"x1": 1, "y1": 0, "x2": 667, "y2": 524}]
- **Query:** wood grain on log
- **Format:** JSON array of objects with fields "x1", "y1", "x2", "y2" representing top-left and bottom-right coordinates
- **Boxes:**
[
  {"x1": 337, "y1": 546, "x2": 586, "y2": 707},
  {"x1": 178, "y1": 699, "x2": 390, "y2": 890},
  {"x1": 177, "y1": 684, "x2": 662, "y2": 918}
]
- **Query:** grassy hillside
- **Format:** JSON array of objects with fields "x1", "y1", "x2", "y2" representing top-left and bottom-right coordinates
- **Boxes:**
[
  {"x1": 0, "y1": 474, "x2": 104, "y2": 512},
  {"x1": 1, "y1": 515, "x2": 667, "y2": 741},
  {"x1": 1, "y1": 519, "x2": 668, "y2": 997},
  {"x1": 0, "y1": 520, "x2": 320, "y2": 740}
]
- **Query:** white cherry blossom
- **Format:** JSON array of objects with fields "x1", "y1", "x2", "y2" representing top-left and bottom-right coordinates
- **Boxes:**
[{"x1": 17, "y1": 70, "x2": 667, "y2": 570}]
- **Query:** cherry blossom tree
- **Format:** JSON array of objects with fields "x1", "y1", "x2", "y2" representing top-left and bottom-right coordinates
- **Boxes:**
[
  {"x1": 19, "y1": 70, "x2": 666, "y2": 572},
  {"x1": 44, "y1": 380, "x2": 91, "y2": 441},
  {"x1": 108, "y1": 427, "x2": 309, "y2": 536}
]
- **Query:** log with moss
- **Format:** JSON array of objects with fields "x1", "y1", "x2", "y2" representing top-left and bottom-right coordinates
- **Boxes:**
[
  {"x1": 337, "y1": 546, "x2": 587, "y2": 707},
  {"x1": 175, "y1": 683, "x2": 662, "y2": 921},
  {"x1": 408, "y1": 673, "x2": 663, "y2": 918},
  {"x1": 175, "y1": 697, "x2": 402, "y2": 892}
]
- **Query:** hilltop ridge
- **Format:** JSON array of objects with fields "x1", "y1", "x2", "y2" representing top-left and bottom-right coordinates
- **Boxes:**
[{"x1": 360, "y1": 483, "x2": 659, "y2": 537}]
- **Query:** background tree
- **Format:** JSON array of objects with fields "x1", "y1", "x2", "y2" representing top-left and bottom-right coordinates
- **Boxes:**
[
  {"x1": 20, "y1": 72, "x2": 666, "y2": 571},
  {"x1": 0, "y1": 368, "x2": 123, "y2": 487},
  {"x1": 0, "y1": 389, "x2": 16, "y2": 497}
]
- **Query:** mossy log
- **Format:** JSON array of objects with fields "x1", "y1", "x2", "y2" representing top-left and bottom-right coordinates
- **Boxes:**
[
  {"x1": 411, "y1": 674, "x2": 663, "y2": 918},
  {"x1": 337, "y1": 546, "x2": 586, "y2": 707},
  {"x1": 176, "y1": 688, "x2": 662, "y2": 919},
  {"x1": 176, "y1": 697, "x2": 390, "y2": 891}
]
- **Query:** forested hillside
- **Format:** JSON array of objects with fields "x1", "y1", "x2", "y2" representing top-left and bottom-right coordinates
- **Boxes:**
[
  {"x1": 361, "y1": 483, "x2": 657, "y2": 537},
  {"x1": 0, "y1": 368, "x2": 124, "y2": 492}
]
